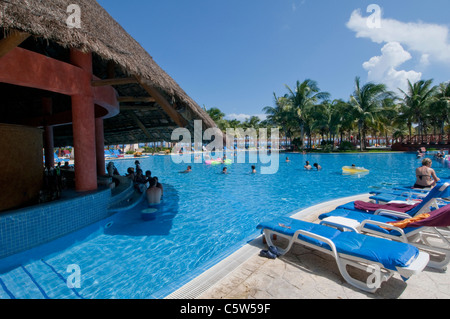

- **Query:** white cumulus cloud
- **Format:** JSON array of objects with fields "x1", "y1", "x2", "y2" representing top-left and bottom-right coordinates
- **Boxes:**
[
  {"x1": 362, "y1": 42, "x2": 422, "y2": 92},
  {"x1": 225, "y1": 113, "x2": 267, "y2": 122},
  {"x1": 347, "y1": 9, "x2": 450, "y2": 92},
  {"x1": 347, "y1": 9, "x2": 450, "y2": 65}
]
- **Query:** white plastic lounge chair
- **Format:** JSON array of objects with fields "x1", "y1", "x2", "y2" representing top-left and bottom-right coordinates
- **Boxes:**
[
  {"x1": 393, "y1": 186, "x2": 432, "y2": 193},
  {"x1": 54, "y1": 152, "x2": 65, "y2": 163},
  {"x1": 373, "y1": 186, "x2": 431, "y2": 194},
  {"x1": 257, "y1": 217, "x2": 429, "y2": 293},
  {"x1": 367, "y1": 186, "x2": 432, "y2": 203},
  {"x1": 337, "y1": 180, "x2": 450, "y2": 217},
  {"x1": 319, "y1": 204, "x2": 450, "y2": 270},
  {"x1": 369, "y1": 190, "x2": 428, "y2": 204}
]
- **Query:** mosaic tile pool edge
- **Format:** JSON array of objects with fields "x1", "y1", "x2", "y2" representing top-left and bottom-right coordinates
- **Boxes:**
[{"x1": 0, "y1": 189, "x2": 112, "y2": 260}]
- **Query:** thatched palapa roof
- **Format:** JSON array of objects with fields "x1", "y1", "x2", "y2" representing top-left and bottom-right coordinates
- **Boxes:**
[{"x1": 0, "y1": 0, "x2": 216, "y2": 146}]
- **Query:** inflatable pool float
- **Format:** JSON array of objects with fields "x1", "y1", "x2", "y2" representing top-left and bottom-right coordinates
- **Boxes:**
[
  {"x1": 342, "y1": 166, "x2": 369, "y2": 174},
  {"x1": 223, "y1": 159, "x2": 232, "y2": 165},
  {"x1": 206, "y1": 158, "x2": 223, "y2": 165}
]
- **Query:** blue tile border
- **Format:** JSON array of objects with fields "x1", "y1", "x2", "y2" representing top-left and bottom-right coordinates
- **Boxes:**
[{"x1": 0, "y1": 188, "x2": 112, "y2": 260}]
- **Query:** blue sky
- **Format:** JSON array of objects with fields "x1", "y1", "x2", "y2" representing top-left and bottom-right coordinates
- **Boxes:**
[{"x1": 97, "y1": 0, "x2": 450, "y2": 122}]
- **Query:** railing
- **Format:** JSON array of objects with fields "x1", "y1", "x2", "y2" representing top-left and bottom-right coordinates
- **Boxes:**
[{"x1": 400, "y1": 134, "x2": 450, "y2": 145}]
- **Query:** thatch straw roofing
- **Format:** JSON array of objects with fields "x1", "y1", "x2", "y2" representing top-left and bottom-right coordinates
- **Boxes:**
[{"x1": 0, "y1": 0, "x2": 216, "y2": 146}]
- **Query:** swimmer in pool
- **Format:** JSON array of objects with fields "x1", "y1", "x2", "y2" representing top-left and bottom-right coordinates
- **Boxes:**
[
  {"x1": 304, "y1": 161, "x2": 312, "y2": 170},
  {"x1": 180, "y1": 166, "x2": 192, "y2": 173}
]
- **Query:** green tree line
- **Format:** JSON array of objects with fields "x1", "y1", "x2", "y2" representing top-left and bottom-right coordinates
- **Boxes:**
[{"x1": 206, "y1": 77, "x2": 450, "y2": 151}]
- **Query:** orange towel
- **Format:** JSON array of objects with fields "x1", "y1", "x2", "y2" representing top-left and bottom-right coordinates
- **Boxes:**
[{"x1": 385, "y1": 213, "x2": 430, "y2": 229}]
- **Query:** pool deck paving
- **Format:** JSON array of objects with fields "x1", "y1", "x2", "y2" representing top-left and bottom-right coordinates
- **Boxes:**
[{"x1": 169, "y1": 194, "x2": 450, "y2": 299}]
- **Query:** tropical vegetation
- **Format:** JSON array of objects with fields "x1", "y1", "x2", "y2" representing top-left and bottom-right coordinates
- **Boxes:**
[{"x1": 205, "y1": 77, "x2": 450, "y2": 152}]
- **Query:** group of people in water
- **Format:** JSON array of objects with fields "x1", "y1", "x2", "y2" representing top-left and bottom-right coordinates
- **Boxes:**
[
  {"x1": 288, "y1": 157, "x2": 322, "y2": 170},
  {"x1": 107, "y1": 148, "x2": 443, "y2": 208},
  {"x1": 107, "y1": 160, "x2": 163, "y2": 205},
  {"x1": 302, "y1": 160, "x2": 322, "y2": 171},
  {"x1": 181, "y1": 157, "x2": 323, "y2": 175}
]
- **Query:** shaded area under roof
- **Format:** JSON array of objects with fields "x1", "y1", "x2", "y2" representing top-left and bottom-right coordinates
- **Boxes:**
[{"x1": 0, "y1": 0, "x2": 217, "y2": 146}]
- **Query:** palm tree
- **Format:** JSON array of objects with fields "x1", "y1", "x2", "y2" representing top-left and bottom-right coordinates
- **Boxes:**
[
  {"x1": 349, "y1": 77, "x2": 392, "y2": 151},
  {"x1": 331, "y1": 99, "x2": 355, "y2": 144},
  {"x1": 263, "y1": 93, "x2": 294, "y2": 146},
  {"x1": 243, "y1": 116, "x2": 261, "y2": 130},
  {"x1": 309, "y1": 100, "x2": 331, "y2": 144},
  {"x1": 206, "y1": 107, "x2": 229, "y2": 131},
  {"x1": 227, "y1": 119, "x2": 242, "y2": 130},
  {"x1": 285, "y1": 79, "x2": 330, "y2": 149},
  {"x1": 377, "y1": 97, "x2": 400, "y2": 146},
  {"x1": 206, "y1": 107, "x2": 225, "y2": 123},
  {"x1": 399, "y1": 79, "x2": 437, "y2": 143},
  {"x1": 429, "y1": 82, "x2": 450, "y2": 137}
]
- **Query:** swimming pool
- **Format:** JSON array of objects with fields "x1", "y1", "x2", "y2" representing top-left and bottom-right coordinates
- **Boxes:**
[{"x1": 1, "y1": 152, "x2": 449, "y2": 299}]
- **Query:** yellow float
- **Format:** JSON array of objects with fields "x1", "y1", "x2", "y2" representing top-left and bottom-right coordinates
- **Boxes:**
[{"x1": 342, "y1": 166, "x2": 369, "y2": 174}]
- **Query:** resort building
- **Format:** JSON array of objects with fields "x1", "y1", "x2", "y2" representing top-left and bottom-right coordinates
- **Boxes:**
[{"x1": 0, "y1": 0, "x2": 215, "y2": 258}]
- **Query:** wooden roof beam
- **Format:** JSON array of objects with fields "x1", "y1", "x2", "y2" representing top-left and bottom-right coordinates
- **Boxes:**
[
  {"x1": 127, "y1": 111, "x2": 155, "y2": 141},
  {"x1": 91, "y1": 77, "x2": 138, "y2": 87},
  {"x1": 119, "y1": 105, "x2": 159, "y2": 111},
  {"x1": 118, "y1": 96, "x2": 156, "y2": 103},
  {"x1": 136, "y1": 76, "x2": 188, "y2": 128},
  {"x1": 0, "y1": 30, "x2": 30, "y2": 58}
]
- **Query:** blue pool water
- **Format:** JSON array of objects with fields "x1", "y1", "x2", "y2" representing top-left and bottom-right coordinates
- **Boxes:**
[{"x1": 1, "y1": 152, "x2": 450, "y2": 299}]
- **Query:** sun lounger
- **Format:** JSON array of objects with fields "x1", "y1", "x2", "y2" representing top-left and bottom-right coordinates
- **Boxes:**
[
  {"x1": 112, "y1": 149, "x2": 124, "y2": 158},
  {"x1": 54, "y1": 152, "x2": 65, "y2": 163},
  {"x1": 371, "y1": 187, "x2": 431, "y2": 196},
  {"x1": 393, "y1": 186, "x2": 432, "y2": 193},
  {"x1": 369, "y1": 191, "x2": 428, "y2": 204},
  {"x1": 256, "y1": 217, "x2": 429, "y2": 292},
  {"x1": 105, "y1": 150, "x2": 118, "y2": 159},
  {"x1": 337, "y1": 180, "x2": 450, "y2": 217},
  {"x1": 319, "y1": 204, "x2": 450, "y2": 270}
]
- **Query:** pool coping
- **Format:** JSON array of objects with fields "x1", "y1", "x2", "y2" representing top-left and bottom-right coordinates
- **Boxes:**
[{"x1": 165, "y1": 193, "x2": 371, "y2": 299}]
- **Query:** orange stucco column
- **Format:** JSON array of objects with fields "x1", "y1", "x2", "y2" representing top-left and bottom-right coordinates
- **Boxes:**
[
  {"x1": 95, "y1": 117, "x2": 106, "y2": 176},
  {"x1": 70, "y1": 49, "x2": 98, "y2": 192}
]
